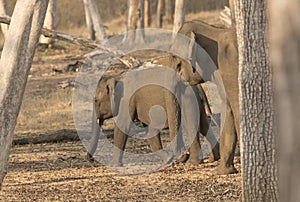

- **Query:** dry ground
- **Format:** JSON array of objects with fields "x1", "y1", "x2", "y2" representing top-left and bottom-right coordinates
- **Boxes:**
[{"x1": 0, "y1": 10, "x2": 241, "y2": 201}]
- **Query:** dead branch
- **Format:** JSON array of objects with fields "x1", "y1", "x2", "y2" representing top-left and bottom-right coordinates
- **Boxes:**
[{"x1": 0, "y1": 14, "x2": 121, "y2": 55}]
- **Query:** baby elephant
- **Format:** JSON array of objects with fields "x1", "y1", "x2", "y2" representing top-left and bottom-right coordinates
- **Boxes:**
[{"x1": 88, "y1": 54, "x2": 215, "y2": 165}]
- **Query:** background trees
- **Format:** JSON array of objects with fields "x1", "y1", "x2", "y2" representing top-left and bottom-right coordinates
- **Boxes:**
[
  {"x1": 0, "y1": 0, "x2": 8, "y2": 39},
  {"x1": 172, "y1": 0, "x2": 185, "y2": 34},
  {"x1": 270, "y1": 0, "x2": 300, "y2": 201},
  {"x1": 83, "y1": 0, "x2": 107, "y2": 41},
  {"x1": 39, "y1": 0, "x2": 57, "y2": 45}
]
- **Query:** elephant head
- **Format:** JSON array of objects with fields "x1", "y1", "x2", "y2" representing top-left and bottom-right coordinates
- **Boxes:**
[
  {"x1": 95, "y1": 75, "x2": 117, "y2": 122},
  {"x1": 150, "y1": 54, "x2": 204, "y2": 85}
]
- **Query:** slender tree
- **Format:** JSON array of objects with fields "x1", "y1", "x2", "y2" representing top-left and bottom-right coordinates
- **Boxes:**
[
  {"x1": 124, "y1": 0, "x2": 145, "y2": 43},
  {"x1": 233, "y1": 0, "x2": 279, "y2": 201},
  {"x1": 165, "y1": 0, "x2": 174, "y2": 23},
  {"x1": 228, "y1": 0, "x2": 235, "y2": 27},
  {"x1": 0, "y1": 0, "x2": 8, "y2": 40},
  {"x1": 156, "y1": 0, "x2": 165, "y2": 28},
  {"x1": 0, "y1": 0, "x2": 49, "y2": 189},
  {"x1": 270, "y1": 0, "x2": 300, "y2": 201},
  {"x1": 39, "y1": 0, "x2": 57, "y2": 46},
  {"x1": 144, "y1": 0, "x2": 151, "y2": 27},
  {"x1": 83, "y1": 0, "x2": 107, "y2": 42},
  {"x1": 172, "y1": 0, "x2": 185, "y2": 35}
]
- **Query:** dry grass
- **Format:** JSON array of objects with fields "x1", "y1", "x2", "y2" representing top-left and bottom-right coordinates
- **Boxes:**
[{"x1": 1, "y1": 142, "x2": 241, "y2": 201}]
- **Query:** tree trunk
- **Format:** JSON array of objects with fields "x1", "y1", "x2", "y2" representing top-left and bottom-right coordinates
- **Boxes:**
[
  {"x1": 83, "y1": 0, "x2": 95, "y2": 40},
  {"x1": 0, "y1": 0, "x2": 8, "y2": 40},
  {"x1": 156, "y1": 0, "x2": 165, "y2": 28},
  {"x1": 0, "y1": 0, "x2": 49, "y2": 189},
  {"x1": 270, "y1": 0, "x2": 300, "y2": 201},
  {"x1": 39, "y1": 0, "x2": 57, "y2": 46},
  {"x1": 83, "y1": 0, "x2": 107, "y2": 42},
  {"x1": 124, "y1": 0, "x2": 145, "y2": 43},
  {"x1": 144, "y1": 0, "x2": 151, "y2": 27},
  {"x1": 233, "y1": 0, "x2": 279, "y2": 201},
  {"x1": 172, "y1": 0, "x2": 185, "y2": 35},
  {"x1": 165, "y1": 0, "x2": 174, "y2": 23},
  {"x1": 228, "y1": 0, "x2": 236, "y2": 28}
]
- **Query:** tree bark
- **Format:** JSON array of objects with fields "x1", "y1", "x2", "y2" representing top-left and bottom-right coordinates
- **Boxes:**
[
  {"x1": 172, "y1": 0, "x2": 185, "y2": 36},
  {"x1": 0, "y1": 0, "x2": 49, "y2": 189},
  {"x1": 165, "y1": 0, "x2": 174, "y2": 23},
  {"x1": 83, "y1": 0, "x2": 107, "y2": 42},
  {"x1": 0, "y1": 0, "x2": 8, "y2": 39},
  {"x1": 144, "y1": 0, "x2": 151, "y2": 27},
  {"x1": 270, "y1": 0, "x2": 300, "y2": 201},
  {"x1": 228, "y1": 0, "x2": 235, "y2": 28},
  {"x1": 156, "y1": 0, "x2": 165, "y2": 28},
  {"x1": 39, "y1": 0, "x2": 57, "y2": 45},
  {"x1": 233, "y1": 0, "x2": 279, "y2": 201},
  {"x1": 124, "y1": 0, "x2": 145, "y2": 43},
  {"x1": 83, "y1": 0, "x2": 95, "y2": 40}
]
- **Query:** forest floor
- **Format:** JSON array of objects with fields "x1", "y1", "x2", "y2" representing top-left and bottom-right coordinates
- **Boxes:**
[{"x1": 0, "y1": 10, "x2": 242, "y2": 201}]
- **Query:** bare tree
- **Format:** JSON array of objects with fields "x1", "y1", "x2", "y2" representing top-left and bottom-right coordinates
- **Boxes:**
[
  {"x1": 124, "y1": 0, "x2": 145, "y2": 43},
  {"x1": 165, "y1": 0, "x2": 174, "y2": 23},
  {"x1": 39, "y1": 0, "x2": 57, "y2": 46},
  {"x1": 0, "y1": 0, "x2": 49, "y2": 188},
  {"x1": 156, "y1": 0, "x2": 165, "y2": 28},
  {"x1": 83, "y1": 0, "x2": 107, "y2": 42},
  {"x1": 233, "y1": 0, "x2": 279, "y2": 201},
  {"x1": 0, "y1": 0, "x2": 8, "y2": 39},
  {"x1": 228, "y1": 0, "x2": 235, "y2": 27},
  {"x1": 270, "y1": 0, "x2": 300, "y2": 201},
  {"x1": 172, "y1": 0, "x2": 185, "y2": 35},
  {"x1": 144, "y1": 0, "x2": 151, "y2": 27}
]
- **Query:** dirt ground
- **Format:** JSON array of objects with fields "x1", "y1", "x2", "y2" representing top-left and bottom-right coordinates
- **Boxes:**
[{"x1": 0, "y1": 10, "x2": 241, "y2": 201}]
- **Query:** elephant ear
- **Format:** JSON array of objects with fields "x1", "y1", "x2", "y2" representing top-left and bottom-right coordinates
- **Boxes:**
[
  {"x1": 106, "y1": 77, "x2": 115, "y2": 98},
  {"x1": 107, "y1": 77, "x2": 123, "y2": 117}
]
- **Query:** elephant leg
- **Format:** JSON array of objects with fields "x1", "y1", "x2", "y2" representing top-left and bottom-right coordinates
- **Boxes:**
[
  {"x1": 113, "y1": 126, "x2": 128, "y2": 166},
  {"x1": 181, "y1": 87, "x2": 202, "y2": 164},
  {"x1": 216, "y1": 102, "x2": 238, "y2": 174},
  {"x1": 187, "y1": 134, "x2": 203, "y2": 164},
  {"x1": 184, "y1": 108, "x2": 202, "y2": 165},
  {"x1": 112, "y1": 99, "x2": 135, "y2": 166},
  {"x1": 86, "y1": 114, "x2": 102, "y2": 162},
  {"x1": 164, "y1": 90, "x2": 184, "y2": 160},
  {"x1": 205, "y1": 132, "x2": 220, "y2": 162},
  {"x1": 147, "y1": 127, "x2": 173, "y2": 164}
]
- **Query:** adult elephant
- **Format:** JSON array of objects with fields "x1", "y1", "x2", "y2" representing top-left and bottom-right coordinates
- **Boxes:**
[
  {"x1": 178, "y1": 20, "x2": 239, "y2": 174},
  {"x1": 88, "y1": 53, "x2": 214, "y2": 166}
]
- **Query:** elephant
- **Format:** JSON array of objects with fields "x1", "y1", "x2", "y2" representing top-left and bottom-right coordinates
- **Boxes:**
[
  {"x1": 88, "y1": 53, "x2": 217, "y2": 165},
  {"x1": 178, "y1": 20, "x2": 240, "y2": 174}
]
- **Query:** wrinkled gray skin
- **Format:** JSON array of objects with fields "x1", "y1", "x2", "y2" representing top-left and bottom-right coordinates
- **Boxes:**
[
  {"x1": 179, "y1": 20, "x2": 239, "y2": 174},
  {"x1": 88, "y1": 54, "x2": 215, "y2": 165}
]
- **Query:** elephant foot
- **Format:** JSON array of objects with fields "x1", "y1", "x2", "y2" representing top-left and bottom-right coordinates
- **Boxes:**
[
  {"x1": 215, "y1": 165, "x2": 238, "y2": 175},
  {"x1": 176, "y1": 152, "x2": 189, "y2": 163},
  {"x1": 156, "y1": 150, "x2": 174, "y2": 165},
  {"x1": 207, "y1": 152, "x2": 220, "y2": 163},
  {"x1": 186, "y1": 158, "x2": 203, "y2": 165},
  {"x1": 87, "y1": 152, "x2": 95, "y2": 163},
  {"x1": 112, "y1": 161, "x2": 123, "y2": 167},
  {"x1": 163, "y1": 155, "x2": 174, "y2": 165}
]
